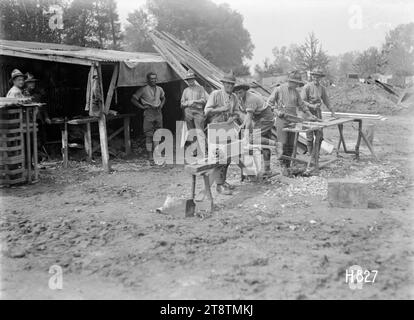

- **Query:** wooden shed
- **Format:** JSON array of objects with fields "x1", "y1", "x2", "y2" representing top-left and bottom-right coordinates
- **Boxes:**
[{"x1": 0, "y1": 40, "x2": 182, "y2": 172}]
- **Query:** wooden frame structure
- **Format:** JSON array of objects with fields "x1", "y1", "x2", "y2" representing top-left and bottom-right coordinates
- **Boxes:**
[{"x1": 282, "y1": 117, "x2": 378, "y2": 172}]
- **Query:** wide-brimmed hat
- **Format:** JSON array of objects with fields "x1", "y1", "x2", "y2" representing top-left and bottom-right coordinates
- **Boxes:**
[
  {"x1": 10, "y1": 69, "x2": 25, "y2": 81},
  {"x1": 310, "y1": 68, "x2": 325, "y2": 77},
  {"x1": 287, "y1": 71, "x2": 304, "y2": 84},
  {"x1": 184, "y1": 69, "x2": 196, "y2": 80},
  {"x1": 25, "y1": 73, "x2": 39, "y2": 83},
  {"x1": 233, "y1": 83, "x2": 250, "y2": 92},
  {"x1": 220, "y1": 71, "x2": 236, "y2": 84}
]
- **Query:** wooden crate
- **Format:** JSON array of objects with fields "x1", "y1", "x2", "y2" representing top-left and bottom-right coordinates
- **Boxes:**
[{"x1": 0, "y1": 108, "x2": 26, "y2": 186}]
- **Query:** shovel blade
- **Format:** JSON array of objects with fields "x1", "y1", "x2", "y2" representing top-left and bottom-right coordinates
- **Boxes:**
[{"x1": 185, "y1": 199, "x2": 196, "y2": 217}]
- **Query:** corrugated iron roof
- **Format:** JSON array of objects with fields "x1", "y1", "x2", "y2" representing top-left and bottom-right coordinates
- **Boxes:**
[{"x1": 0, "y1": 39, "x2": 164, "y2": 64}]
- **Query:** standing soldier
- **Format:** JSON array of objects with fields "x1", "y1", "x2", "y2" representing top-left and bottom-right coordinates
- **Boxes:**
[
  {"x1": 204, "y1": 71, "x2": 239, "y2": 195},
  {"x1": 131, "y1": 72, "x2": 166, "y2": 163},
  {"x1": 6, "y1": 69, "x2": 25, "y2": 98},
  {"x1": 233, "y1": 83, "x2": 276, "y2": 175},
  {"x1": 181, "y1": 70, "x2": 209, "y2": 155},
  {"x1": 23, "y1": 73, "x2": 50, "y2": 150},
  {"x1": 266, "y1": 71, "x2": 316, "y2": 172},
  {"x1": 301, "y1": 68, "x2": 336, "y2": 155}
]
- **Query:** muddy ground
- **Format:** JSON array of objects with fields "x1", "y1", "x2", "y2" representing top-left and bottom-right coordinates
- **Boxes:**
[{"x1": 1, "y1": 110, "x2": 413, "y2": 300}]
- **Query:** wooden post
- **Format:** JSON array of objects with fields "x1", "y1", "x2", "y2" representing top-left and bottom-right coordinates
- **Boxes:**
[
  {"x1": 191, "y1": 175, "x2": 196, "y2": 199},
  {"x1": 98, "y1": 114, "x2": 110, "y2": 172},
  {"x1": 61, "y1": 121, "x2": 68, "y2": 168},
  {"x1": 354, "y1": 120, "x2": 362, "y2": 160},
  {"x1": 337, "y1": 124, "x2": 348, "y2": 153},
  {"x1": 290, "y1": 132, "x2": 299, "y2": 168},
  {"x1": 123, "y1": 116, "x2": 131, "y2": 155},
  {"x1": 84, "y1": 122, "x2": 92, "y2": 161},
  {"x1": 32, "y1": 107, "x2": 39, "y2": 181},
  {"x1": 25, "y1": 109, "x2": 32, "y2": 183},
  {"x1": 104, "y1": 63, "x2": 119, "y2": 113},
  {"x1": 314, "y1": 130, "x2": 322, "y2": 171},
  {"x1": 203, "y1": 174, "x2": 214, "y2": 213},
  {"x1": 97, "y1": 63, "x2": 110, "y2": 172}
]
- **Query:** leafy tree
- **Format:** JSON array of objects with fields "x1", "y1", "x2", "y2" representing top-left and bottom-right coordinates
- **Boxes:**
[
  {"x1": 353, "y1": 47, "x2": 386, "y2": 78},
  {"x1": 124, "y1": 8, "x2": 156, "y2": 52},
  {"x1": 0, "y1": 0, "x2": 65, "y2": 43},
  {"x1": 94, "y1": 0, "x2": 122, "y2": 49},
  {"x1": 63, "y1": 0, "x2": 122, "y2": 49},
  {"x1": 293, "y1": 32, "x2": 329, "y2": 73},
  {"x1": 272, "y1": 44, "x2": 299, "y2": 74},
  {"x1": 123, "y1": 0, "x2": 254, "y2": 72},
  {"x1": 382, "y1": 23, "x2": 414, "y2": 76},
  {"x1": 338, "y1": 51, "x2": 358, "y2": 76},
  {"x1": 63, "y1": 0, "x2": 97, "y2": 47}
]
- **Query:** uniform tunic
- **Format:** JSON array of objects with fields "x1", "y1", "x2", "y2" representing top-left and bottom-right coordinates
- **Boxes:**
[
  {"x1": 301, "y1": 82, "x2": 330, "y2": 143},
  {"x1": 266, "y1": 83, "x2": 309, "y2": 165},
  {"x1": 204, "y1": 89, "x2": 239, "y2": 185},
  {"x1": 239, "y1": 91, "x2": 274, "y2": 135},
  {"x1": 6, "y1": 86, "x2": 24, "y2": 98},
  {"x1": 133, "y1": 85, "x2": 165, "y2": 137},
  {"x1": 205, "y1": 89, "x2": 239, "y2": 124},
  {"x1": 181, "y1": 84, "x2": 209, "y2": 131}
]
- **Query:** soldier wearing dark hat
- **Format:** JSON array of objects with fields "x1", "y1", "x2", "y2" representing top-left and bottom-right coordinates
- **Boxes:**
[
  {"x1": 181, "y1": 70, "x2": 209, "y2": 154},
  {"x1": 204, "y1": 71, "x2": 240, "y2": 195},
  {"x1": 6, "y1": 69, "x2": 25, "y2": 98},
  {"x1": 266, "y1": 71, "x2": 316, "y2": 171},
  {"x1": 301, "y1": 68, "x2": 336, "y2": 155},
  {"x1": 233, "y1": 83, "x2": 276, "y2": 175}
]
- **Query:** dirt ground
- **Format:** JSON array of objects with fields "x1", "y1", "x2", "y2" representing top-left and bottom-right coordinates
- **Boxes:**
[{"x1": 1, "y1": 110, "x2": 413, "y2": 300}]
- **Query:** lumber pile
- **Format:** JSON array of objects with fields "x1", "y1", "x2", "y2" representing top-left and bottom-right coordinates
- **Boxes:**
[
  {"x1": 149, "y1": 30, "x2": 269, "y2": 92},
  {"x1": 0, "y1": 97, "x2": 32, "y2": 108},
  {"x1": 322, "y1": 111, "x2": 386, "y2": 121}
]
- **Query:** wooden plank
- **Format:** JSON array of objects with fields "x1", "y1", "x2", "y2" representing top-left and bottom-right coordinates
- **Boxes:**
[
  {"x1": 98, "y1": 114, "x2": 110, "y2": 172},
  {"x1": 0, "y1": 155, "x2": 24, "y2": 164},
  {"x1": 32, "y1": 107, "x2": 39, "y2": 181},
  {"x1": 25, "y1": 109, "x2": 31, "y2": 183},
  {"x1": 185, "y1": 163, "x2": 219, "y2": 175},
  {"x1": 203, "y1": 174, "x2": 214, "y2": 212},
  {"x1": 84, "y1": 122, "x2": 92, "y2": 160},
  {"x1": 97, "y1": 63, "x2": 110, "y2": 172},
  {"x1": 0, "y1": 48, "x2": 93, "y2": 66},
  {"x1": 104, "y1": 63, "x2": 119, "y2": 113},
  {"x1": 61, "y1": 122, "x2": 68, "y2": 168},
  {"x1": 123, "y1": 117, "x2": 131, "y2": 155}
]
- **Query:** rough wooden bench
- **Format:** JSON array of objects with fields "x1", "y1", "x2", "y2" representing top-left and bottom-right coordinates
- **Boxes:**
[
  {"x1": 184, "y1": 161, "x2": 219, "y2": 213},
  {"x1": 55, "y1": 113, "x2": 135, "y2": 167}
]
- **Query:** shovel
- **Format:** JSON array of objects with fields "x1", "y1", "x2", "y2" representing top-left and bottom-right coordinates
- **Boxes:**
[{"x1": 185, "y1": 175, "x2": 196, "y2": 217}]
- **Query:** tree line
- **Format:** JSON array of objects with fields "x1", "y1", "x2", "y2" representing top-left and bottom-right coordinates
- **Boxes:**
[
  {"x1": 255, "y1": 24, "x2": 414, "y2": 81},
  {"x1": 0, "y1": 0, "x2": 254, "y2": 75}
]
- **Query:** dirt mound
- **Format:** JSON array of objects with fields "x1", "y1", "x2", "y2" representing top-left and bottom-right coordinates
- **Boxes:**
[{"x1": 328, "y1": 81, "x2": 402, "y2": 115}]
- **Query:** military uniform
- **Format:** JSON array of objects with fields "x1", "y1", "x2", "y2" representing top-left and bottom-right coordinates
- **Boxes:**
[
  {"x1": 267, "y1": 82, "x2": 310, "y2": 167},
  {"x1": 132, "y1": 84, "x2": 165, "y2": 153},
  {"x1": 204, "y1": 88, "x2": 239, "y2": 186}
]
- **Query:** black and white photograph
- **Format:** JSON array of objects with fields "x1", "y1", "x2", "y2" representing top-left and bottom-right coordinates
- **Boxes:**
[{"x1": 0, "y1": 0, "x2": 413, "y2": 302}]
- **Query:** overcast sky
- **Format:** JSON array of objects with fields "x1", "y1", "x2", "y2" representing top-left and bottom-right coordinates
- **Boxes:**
[{"x1": 116, "y1": 0, "x2": 414, "y2": 67}]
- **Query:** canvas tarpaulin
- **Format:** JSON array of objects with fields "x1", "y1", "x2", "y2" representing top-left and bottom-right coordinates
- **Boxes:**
[{"x1": 117, "y1": 61, "x2": 180, "y2": 87}]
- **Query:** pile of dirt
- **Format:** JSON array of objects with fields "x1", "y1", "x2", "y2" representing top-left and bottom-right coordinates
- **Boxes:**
[{"x1": 328, "y1": 80, "x2": 402, "y2": 115}]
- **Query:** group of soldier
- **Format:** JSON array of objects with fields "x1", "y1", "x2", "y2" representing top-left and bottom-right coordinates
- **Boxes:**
[
  {"x1": 6, "y1": 67, "x2": 335, "y2": 195},
  {"x1": 132, "y1": 68, "x2": 336, "y2": 195}
]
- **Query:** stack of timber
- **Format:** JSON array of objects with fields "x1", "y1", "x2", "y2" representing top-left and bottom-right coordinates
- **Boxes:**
[
  {"x1": 321, "y1": 111, "x2": 387, "y2": 121},
  {"x1": 0, "y1": 106, "x2": 26, "y2": 186},
  {"x1": 149, "y1": 30, "x2": 270, "y2": 92}
]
